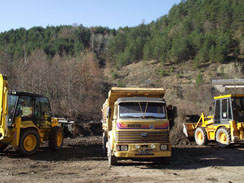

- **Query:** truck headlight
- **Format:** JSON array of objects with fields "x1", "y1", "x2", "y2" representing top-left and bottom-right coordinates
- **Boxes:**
[
  {"x1": 135, "y1": 145, "x2": 140, "y2": 149},
  {"x1": 120, "y1": 145, "x2": 128, "y2": 151},
  {"x1": 160, "y1": 145, "x2": 167, "y2": 150},
  {"x1": 151, "y1": 144, "x2": 156, "y2": 149},
  {"x1": 117, "y1": 145, "x2": 128, "y2": 151}
]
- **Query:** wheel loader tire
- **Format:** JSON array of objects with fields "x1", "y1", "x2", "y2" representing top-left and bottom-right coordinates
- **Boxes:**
[
  {"x1": 19, "y1": 128, "x2": 40, "y2": 156},
  {"x1": 49, "y1": 126, "x2": 64, "y2": 151},
  {"x1": 108, "y1": 141, "x2": 117, "y2": 166},
  {"x1": 0, "y1": 143, "x2": 8, "y2": 152},
  {"x1": 216, "y1": 127, "x2": 231, "y2": 148},
  {"x1": 194, "y1": 127, "x2": 207, "y2": 146}
]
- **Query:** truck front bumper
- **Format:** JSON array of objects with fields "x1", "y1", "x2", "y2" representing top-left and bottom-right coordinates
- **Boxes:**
[{"x1": 113, "y1": 143, "x2": 171, "y2": 159}]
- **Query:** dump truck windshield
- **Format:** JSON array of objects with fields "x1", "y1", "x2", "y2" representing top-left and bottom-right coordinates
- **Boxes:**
[
  {"x1": 232, "y1": 97, "x2": 244, "y2": 122},
  {"x1": 119, "y1": 102, "x2": 166, "y2": 119},
  {"x1": 8, "y1": 94, "x2": 18, "y2": 124}
]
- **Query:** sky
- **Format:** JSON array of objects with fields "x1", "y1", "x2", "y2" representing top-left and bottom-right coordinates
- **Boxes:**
[{"x1": 0, "y1": 0, "x2": 181, "y2": 33}]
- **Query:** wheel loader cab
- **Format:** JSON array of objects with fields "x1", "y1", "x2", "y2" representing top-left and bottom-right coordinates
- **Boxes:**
[
  {"x1": 232, "y1": 97, "x2": 244, "y2": 122},
  {"x1": 8, "y1": 91, "x2": 52, "y2": 128},
  {"x1": 213, "y1": 96, "x2": 244, "y2": 125},
  {"x1": 213, "y1": 97, "x2": 232, "y2": 125}
]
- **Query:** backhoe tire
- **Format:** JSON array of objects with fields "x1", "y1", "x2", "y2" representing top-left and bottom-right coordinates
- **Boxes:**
[
  {"x1": 0, "y1": 143, "x2": 8, "y2": 152},
  {"x1": 49, "y1": 126, "x2": 64, "y2": 151},
  {"x1": 216, "y1": 127, "x2": 231, "y2": 148},
  {"x1": 194, "y1": 127, "x2": 207, "y2": 146},
  {"x1": 19, "y1": 128, "x2": 40, "y2": 156}
]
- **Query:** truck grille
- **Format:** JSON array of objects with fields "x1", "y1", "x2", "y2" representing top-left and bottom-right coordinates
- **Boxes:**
[{"x1": 115, "y1": 131, "x2": 169, "y2": 143}]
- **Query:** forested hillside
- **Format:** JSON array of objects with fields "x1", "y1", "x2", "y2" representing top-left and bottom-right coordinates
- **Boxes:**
[
  {"x1": 0, "y1": 0, "x2": 243, "y2": 121},
  {"x1": 108, "y1": 0, "x2": 244, "y2": 67}
]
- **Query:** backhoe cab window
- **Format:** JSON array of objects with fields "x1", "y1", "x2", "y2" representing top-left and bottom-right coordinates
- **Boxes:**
[
  {"x1": 17, "y1": 96, "x2": 33, "y2": 119},
  {"x1": 40, "y1": 97, "x2": 51, "y2": 117},
  {"x1": 119, "y1": 102, "x2": 166, "y2": 119},
  {"x1": 8, "y1": 94, "x2": 18, "y2": 124},
  {"x1": 34, "y1": 97, "x2": 51, "y2": 122},
  {"x1": 232, "y1": 97, "x2": 244, "y2": 122}
]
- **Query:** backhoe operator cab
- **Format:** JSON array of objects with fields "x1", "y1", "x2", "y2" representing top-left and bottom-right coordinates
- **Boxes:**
[
  {"x1": 8, "y1": 92, "x2": 52, "y2": 128},
  {"x1": 0, "y1": 75, "x2": 64, "y2": 155},
  {"x1": 183, "y1": 94, "x2": 244, "y2": 147}
]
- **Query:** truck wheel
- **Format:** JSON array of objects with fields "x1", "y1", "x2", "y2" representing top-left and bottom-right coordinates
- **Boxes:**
[
  {"x1": 108, "y1": 142, "x2": 117, "y2": 166},
  {"x1": 216, "y1": 127, "x2": 231, "y2": 148},
  {"x1": 108, "y1": 150, "x2": 118, "y2": 166},
  {"x1": 19, "y1": 128, "x2": 40, "y2": 156},
  {"x1": 194, "y1": 127, "x2": 207, "y2": 146},
  {"x1": 0, "y1": 143, "x2": 8, "y2": 152},
  {"x1": 49, "y1": 126, "x2": 64, "y2": 151},
  {"x1": 102, "y1": 132, "x2": 107, "y2": 157}
]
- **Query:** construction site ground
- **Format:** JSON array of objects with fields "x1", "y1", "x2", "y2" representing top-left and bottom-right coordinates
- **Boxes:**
[{"x1": 1, "y1": 136, "x2": 244, "y2": 183}]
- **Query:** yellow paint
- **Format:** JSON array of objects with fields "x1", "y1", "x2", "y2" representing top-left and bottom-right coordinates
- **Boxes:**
[{"x1": 23, "y1": 134, "x2": 37, "y2": 152}]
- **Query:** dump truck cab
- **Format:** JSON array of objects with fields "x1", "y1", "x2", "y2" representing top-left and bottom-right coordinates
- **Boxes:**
[
  {"x1": 102, "y1": 88, "x2": 176, "y2": 166},
  {"x1": 183, "y1": 94, "x2": 244, "y2": 147}
]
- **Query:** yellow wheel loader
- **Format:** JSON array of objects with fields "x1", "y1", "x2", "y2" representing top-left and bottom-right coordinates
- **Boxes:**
[
  {"x1": 183, "y1": 94, "x2": 244, "y2": 147},
  {"x1": 0, "y1": 74, "x2": 64, "y2": 155}
]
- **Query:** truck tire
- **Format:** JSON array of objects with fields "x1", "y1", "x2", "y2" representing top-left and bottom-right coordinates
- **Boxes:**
[
  {"x1": 102, "y1": 132, "x2": 107, "y2": 157},
  {"x1": 108, "y1": 141, "x2": 117, "y2": 166},
  {"x1": 19, "y1": 128, "x2": 40, "y2": 156},
  {"x1": 49, "y1": 126, "x2": 64, "y2": 151},
  {"x1": 0, "y1": 143, "x2": 8, "y2": 152},
  {"x1": 216, "y1": 127, "x2": 231, "y2": 148},
  {"x1": 194, "y1": 127, "x2": 207, "y2": 146}
]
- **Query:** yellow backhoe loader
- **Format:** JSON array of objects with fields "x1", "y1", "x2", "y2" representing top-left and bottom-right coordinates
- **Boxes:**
[
  {"x1": 183, "y1": 94, "x2": 244, "y2": 147},
  {"x1": 0, "y1": 74, "x2": 64, "y2": 155}
]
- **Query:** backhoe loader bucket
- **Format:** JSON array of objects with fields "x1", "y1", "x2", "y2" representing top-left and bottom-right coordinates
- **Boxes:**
[{"x1": 183, "y1": 123, "x2": 196, "y2": 139}]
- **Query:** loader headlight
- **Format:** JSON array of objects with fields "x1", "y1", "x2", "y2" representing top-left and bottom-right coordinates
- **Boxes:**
[{"x1": 160, "y1": 145, "x2": 167, "y2": 151}]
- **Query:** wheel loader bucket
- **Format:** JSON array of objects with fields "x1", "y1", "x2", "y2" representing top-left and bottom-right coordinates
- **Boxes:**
[{"x1": 183, "y1": 123, "x2": 196, "y2": 139}]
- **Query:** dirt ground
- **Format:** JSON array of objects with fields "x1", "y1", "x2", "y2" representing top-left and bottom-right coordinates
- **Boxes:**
[{"x1": 1, "y1": 136, "x2": 244, "y2": 183}]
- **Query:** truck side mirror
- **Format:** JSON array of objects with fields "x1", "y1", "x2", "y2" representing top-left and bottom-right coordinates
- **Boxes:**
[{"x1": 167, "y1": 105, "x2": 177, "y2": 119}]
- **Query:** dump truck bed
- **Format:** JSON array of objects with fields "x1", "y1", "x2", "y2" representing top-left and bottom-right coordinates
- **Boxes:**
[{"x1": 107, "y1": 87, "x2": 165, "y2": 106}]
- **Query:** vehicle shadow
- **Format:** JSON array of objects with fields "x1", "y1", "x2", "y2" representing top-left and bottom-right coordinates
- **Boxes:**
[
  {"x1": 142, "y1": 144, "x2": 244, "y2": 170},
  {"x1": 2, "y1": 137, "x2": 244, "y2": 170},
  {"x1": 1, "y1": 139, "x2": 105, "y2": 162}
]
